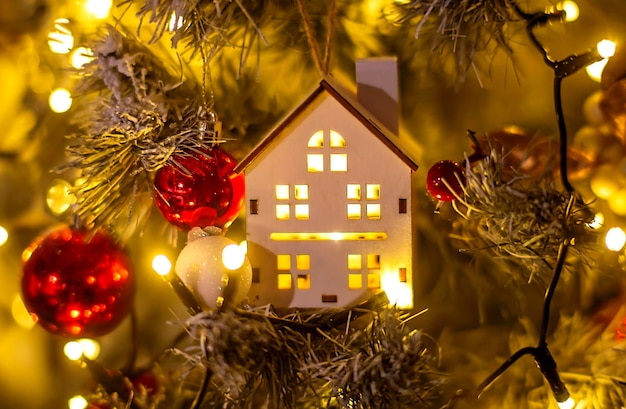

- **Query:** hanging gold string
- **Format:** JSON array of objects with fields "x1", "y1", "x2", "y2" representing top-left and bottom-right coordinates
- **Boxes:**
[
  {"x1": 296, "y1": 0, "x2": 336, "y2": 76},
  {"x1": 322, "y1": 0, "x2": 336, "y2": 75}
]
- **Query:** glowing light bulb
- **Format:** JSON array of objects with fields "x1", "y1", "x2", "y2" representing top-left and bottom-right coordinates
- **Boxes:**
[
  {"x1": 71, "y1": 47, "x2": 94, "y2": 68},
  {"x1": 68, "y1": 395, "x2": 88, "y2": 409},
  {"x1": 329, "y1": 232, "x2": 344, "y2": 241},
  {"x1": 0, "y1": 225, "x2": 7, "y2": 246},
  {"x1": 587, "y1": 213, "x2": 604, "y2": 230},
  {"x1": 64, "y1": 341, "x2": 84, "y2": 361},
  {"x1": 85, "y1": 0, "x2": 112, "y2": 19},
  {"x1": 49, "y1": 88, "x2": 73, "y2": 113},
  {"x1": 47, "y1": 180, "x2": 75, "y2": 215},
  {"x1": 169, "y1": 13, "x2": 184, "y2": 30},
  {"x1": 557, "y1": 1, "x2": 579, "y2": 22},
  {"x1": 557, "y1": 396, "x2": 575, "y2": 409},
  {"x1": 78, "y1": 338, "x2": 101, "y2": 359},
  {"x1": 606, "y1": 227, "x2": 626, "y2": 251},
  {"x1": 48, "y1": 18, "x2": 74, "y2": 54},
  {"x1": 152, "y1": 254, "x2": 172, "y2": 276},
  {"x1": 222, "y1": 244, "x2": 245, "y2": 270},
  {"x1": 597, "y1": 39, "x2": 617, "y2": 59},
  {"x1": 64, "y1": 338, "x2": 101, "y2": 360},
  {"x1": 586, "y1": 59, "x2": 608, "y2": 82},
  {"x1": 381, "y1": 273, "x2": 413, "y2": 309}
]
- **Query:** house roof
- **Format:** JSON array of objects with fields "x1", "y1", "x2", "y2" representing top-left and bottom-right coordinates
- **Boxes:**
[{"x1": 233, "y1": 77, "x2": 419, "y2": 173}]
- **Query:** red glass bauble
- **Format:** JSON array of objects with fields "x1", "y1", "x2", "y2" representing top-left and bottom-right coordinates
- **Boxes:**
[
  {"x1": 21, "y1": 227, "x2": 135, "y2": 338},
  {"x1": 426, "y1": 160, "x2": 465, "y2": 202},
  {"x1": 153, "y1": 147, "x2": 245, "y2": 230}
]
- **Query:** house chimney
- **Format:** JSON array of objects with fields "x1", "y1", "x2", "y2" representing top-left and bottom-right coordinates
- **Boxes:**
[{"x1": 356, "y1": 57, "x2": 399, "y2": 135}]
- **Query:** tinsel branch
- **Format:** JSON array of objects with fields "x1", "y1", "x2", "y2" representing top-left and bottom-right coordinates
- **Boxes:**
[
  {"x1": 128, "y1": 0, "x2": 268, "y2": 60},
  {"x1": 394, "y1": 0, "x2": 515, "y2": 78},
  {"x1": 163, "y1": 297, "x2": 443, "y2": 409}
]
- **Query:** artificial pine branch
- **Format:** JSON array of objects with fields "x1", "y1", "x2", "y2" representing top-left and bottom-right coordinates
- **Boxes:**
[
  {"x1": 394, "y1": 0, "x2": 515, "y2": 79},
  {"x1": 57, "y1": 26, "x2": 222, "y2": 231},
  {"x1": 453, "y1": 147, "x2": 596, "y2": 283},
  {"x1": 159, "y1": 300, "x2": 443, "y2": 409}
]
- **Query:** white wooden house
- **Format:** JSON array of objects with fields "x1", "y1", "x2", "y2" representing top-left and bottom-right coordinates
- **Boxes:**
[{"x1": 234, "y1": 58, "x2": 418, "y2": 309}]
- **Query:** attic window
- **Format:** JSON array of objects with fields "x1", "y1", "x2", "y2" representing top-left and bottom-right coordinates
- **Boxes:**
[
  {"x1": 308, "y1": 130, "x2": 324, "y2": 147},
  {"x1": 330, "y1": 130, "x2": 346, "y2": 147}
]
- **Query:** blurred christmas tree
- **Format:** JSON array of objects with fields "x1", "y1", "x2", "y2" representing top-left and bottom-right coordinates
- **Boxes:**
[{"x1": 3, "y1": 0, "x2": 626, "y2": 408}]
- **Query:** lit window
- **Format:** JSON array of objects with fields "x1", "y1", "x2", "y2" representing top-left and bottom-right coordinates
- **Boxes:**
[
  {"x1": 348, "y1": 254, "x2": 362, "y2": 270},
  {"x1": 330, "y1": 154, "x2": 347, "y2": 172},
  {"x1": 297, "y1": 274, "x2": 311, "y2": 289},
  {"x1": 307, "y1": 154, "x2": 324, "y2": 172},
  {"x1": 347, "y1": 184, "x2": 361, "y2": 200},
  {"x1": 347, "y1": 204, "x2": 361, "y2": 219},
  {"x1": 330, "y1": 130, "x2": 346, "y2": 147},
  {"x1": 295, "y1": 204, "x2": 309, "y2": 220},
  {"x1": 296, "y1": 254, "x2": 310, "y2": 270},
  {"x1": 308, "y1": 130, "x2": 324, "y2": 147},
  {"x1": 276, "y1": 204, "x2": 290, "y2": 220},
  {"x1": 367, "y1": 254, "x2": 380, "y2": 269},
  {"x1": 277, "y1": 254, "x2": 291, "y2": 270},
  {"x1": 348, "y1": 273, "x2": 362, "y2": 289},
  {"x1": 366, "y1": 184, "x2": 380, "y2": 200},
  {"x1": 278, "y1": 273, "x2": 292, "y2": 289},
  {"x1": 366, "y1": 204, "x2": 381, "y2": 219},
  {"x1": 367, "y1": 273, "x2": 381, "y2": 289},
  {"x1": 275, "y1": 185, "x2": 290, "y2": 200},
  {"x1": 294, "y1": 185, "x2": 309, "y2": 200}
]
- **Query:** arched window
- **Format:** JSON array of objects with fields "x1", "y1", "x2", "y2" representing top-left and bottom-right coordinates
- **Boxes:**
[{"x1": 307, "y1": 130, "x2": 347, "y2": 172}]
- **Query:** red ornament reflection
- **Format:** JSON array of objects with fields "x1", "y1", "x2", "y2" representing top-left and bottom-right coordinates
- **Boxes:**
[
  {"x1": 153, "y1": 147, "x2": 245, "y2": 230},
  {"x1": 21, "y1": 227, "x2": 134, "y2": 338}
]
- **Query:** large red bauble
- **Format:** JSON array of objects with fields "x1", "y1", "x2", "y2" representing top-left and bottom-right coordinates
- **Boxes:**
[
  {"x1": 21, "y1": 227, "x2": 134, "y2": 337},
  {"x1": 153, "y1": 147, "x2": 245, "y2": 230},
  {"x1": 426, "y1": 160, "x2": 465, "y2": 202}
]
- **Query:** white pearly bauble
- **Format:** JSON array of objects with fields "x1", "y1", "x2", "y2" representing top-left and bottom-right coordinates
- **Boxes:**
[{"x1": 175, "y1": 227, "x2": 252, "y2": 310}]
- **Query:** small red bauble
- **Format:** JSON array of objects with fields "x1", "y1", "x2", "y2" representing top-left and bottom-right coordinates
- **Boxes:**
[
  {"x1": 153, "y1": 147, "x2": 245, "y2": 230},
  {"x1": 21, "y1": 227, "x2": 134, "y2": 337},
  {"x1": 426, "y1": 160, "x2": 465, "y2": 201}
]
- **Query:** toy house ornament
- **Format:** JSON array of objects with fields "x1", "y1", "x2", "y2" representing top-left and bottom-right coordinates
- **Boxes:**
[{"x1": 235, "y1": 58, "x2": 418, "y2": 309}]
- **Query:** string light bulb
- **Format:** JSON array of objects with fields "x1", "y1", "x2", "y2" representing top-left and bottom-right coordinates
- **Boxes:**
[
  {"x1": 586, "y1": 39, "x2": 616, "y2": 81},
  {"x1": 0, "y1": 225, "x2": 8, "y2": 246},
  {"x1": 605, "y1": 227, "x2": 626, "y2": 251},
  {"x1": 49, "y1": 88, "x2": 73, "y2": 113},
  {"x1": 84, "y1": 0, "x2": 112, "y2": 19},
  {"x1": 557, "y1": 396, "x2": 576, "y2": 409},
  {"x1": 152, "y1": 254, "x2": 172, "y2": 276},
  {"x1": 597, "y1": 39, "x2": 617, "y2": 59},
  {"x1": 48, "y1": 18, "x2": 74, "y2": 54},
  {"x1": 222, "y1": 244, "x2": 246, "y2": 270},
  {"x1": 70, "y1": 47, "x2": 94, "y2": 68},
  {"x1": 68, "y1": 395, "x2": 88, "y2": 409},
  {"x1": 556, "y1": 1, "x2": 579, "y2": 22}
]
